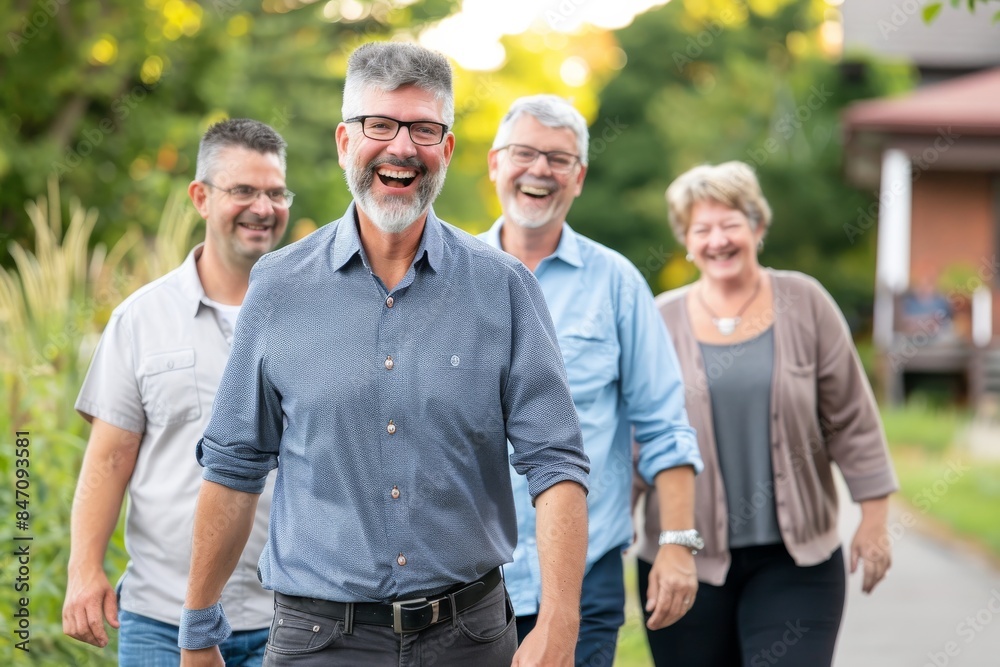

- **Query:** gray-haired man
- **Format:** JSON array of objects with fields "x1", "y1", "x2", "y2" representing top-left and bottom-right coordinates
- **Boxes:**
[
  {"x1": 179, "y1": 42, "x2": 590, "y2": 667},
  {"x1": 64, "y1": 118, "x2": 290, "y2": 666},
  {"x1": 482, "y1": 95, "x2": 702, "y2": 666}
]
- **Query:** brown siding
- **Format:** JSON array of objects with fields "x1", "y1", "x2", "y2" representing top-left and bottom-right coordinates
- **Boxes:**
[{"x1": 909, "y1": 172, "x2": 999, "y2": 337}]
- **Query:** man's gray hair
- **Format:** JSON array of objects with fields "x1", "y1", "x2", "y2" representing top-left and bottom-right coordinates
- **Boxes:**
[
  {"x1": 342, "y1": 42, "x2": 455, "y2": 127},
  {"x1": 492, "y1": 95, "x2": 589, "y2": 166},
  {"x1": 195, "y1": 118, "x2": 287, "y2": 182}
]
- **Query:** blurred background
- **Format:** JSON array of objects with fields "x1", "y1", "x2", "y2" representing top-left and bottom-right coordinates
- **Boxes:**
[{"x1": 1, "y1": 0, "x2": 999, "y2": 664}]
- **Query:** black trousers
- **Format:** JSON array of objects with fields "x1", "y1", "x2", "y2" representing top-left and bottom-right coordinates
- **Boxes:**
[{"x1": 638, "y1": 543, "x2": 845, "y2": 667}]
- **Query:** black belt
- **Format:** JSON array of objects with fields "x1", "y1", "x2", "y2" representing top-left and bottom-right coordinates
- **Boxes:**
[{"x1": 274, "y1": 567, "x2": 502, "y2": 634}]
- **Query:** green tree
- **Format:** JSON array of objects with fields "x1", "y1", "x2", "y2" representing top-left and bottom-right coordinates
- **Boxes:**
[
  {"x1": 0, "y1": 0, "x2": 459, "y2": 252},
  {"x1": 571, "y1": 0, "x2": 915, "y2": 327}
]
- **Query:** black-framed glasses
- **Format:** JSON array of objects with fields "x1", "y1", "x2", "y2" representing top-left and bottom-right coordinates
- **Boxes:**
[
  {"x1": 499, "y1": 144, "x2": 581, "y2": 174},
  {"x1": 344, "y1": 115, "x2": 449, "y2": 146},
  {"x1": 202, "y1": 181, "x2": 295, "y2": 208}
]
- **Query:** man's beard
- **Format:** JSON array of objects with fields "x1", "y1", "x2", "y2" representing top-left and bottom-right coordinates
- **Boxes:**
[
  {"x1": 344, "y1": 154, "x2": 447, "y2": 234},
  {"x1": 504, "y1": 176, "x2": 560, "y2": 229}
]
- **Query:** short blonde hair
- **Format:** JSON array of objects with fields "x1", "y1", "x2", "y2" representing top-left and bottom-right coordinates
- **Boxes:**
[{"x1": 664, "y1": 161, "x2": 772, "y2": 243}]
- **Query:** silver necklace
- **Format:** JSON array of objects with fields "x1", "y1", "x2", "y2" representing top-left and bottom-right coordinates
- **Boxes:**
[{"x1": 697, "y1": 278, "x2": 761, "y2": 335}]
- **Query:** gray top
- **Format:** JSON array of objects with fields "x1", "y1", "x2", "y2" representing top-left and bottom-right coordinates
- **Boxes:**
[{"x1": 699, "y1": 327, "x2": 781, "y2": 548}]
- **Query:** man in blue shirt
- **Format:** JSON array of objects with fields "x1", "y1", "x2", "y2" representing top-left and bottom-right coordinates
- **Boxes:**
[
  {"x1": 178, "y1": 45, "x2": 590, "y2": 667},
  {"x1": 482, "y1": 95, "x2": 703, "y2": 666}
]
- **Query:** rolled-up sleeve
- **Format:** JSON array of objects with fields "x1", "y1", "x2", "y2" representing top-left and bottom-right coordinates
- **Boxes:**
[
  {"x1": 197, "y1": 269, "x2": 283, "y2": 494},
  {"x1": 621, "y1": 273, "x2": 702, "y2": 484},
  {"x1": 503, "y1": 263, "x2": 590, "y2": 500}
]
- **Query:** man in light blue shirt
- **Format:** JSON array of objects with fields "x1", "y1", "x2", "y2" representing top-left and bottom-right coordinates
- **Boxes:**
[
  {"x1": 482, "y1": 95, "x2": 703, "y2": 666},
  {"x1": 179, "y1": 45, "x2": 590, "y2": 667}
]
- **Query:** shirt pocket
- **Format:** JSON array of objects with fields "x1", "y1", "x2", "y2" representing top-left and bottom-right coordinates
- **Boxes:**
[
  {"x1": 558, "y1": 333, "x2": 619, "y2": 411},
  {"x1": 139, "y1": 348, "x2": 202, "y2": 425}
]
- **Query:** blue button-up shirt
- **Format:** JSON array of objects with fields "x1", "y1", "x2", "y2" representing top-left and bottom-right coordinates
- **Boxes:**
[
  {"x1": 482, "y1": 220, "x2": 701, "y2": 616},
  {"x1": 197, "y1": 205, "x2": 589, "y2": 611}
]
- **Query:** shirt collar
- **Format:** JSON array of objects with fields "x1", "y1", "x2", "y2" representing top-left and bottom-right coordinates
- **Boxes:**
[
  {"x1": 485, "y1": 218, "x2": 584, "y2": 269},
  {"x1": 176, "y1": 243, "x2": 210, "y2": 319},
  {"x1": 332, "y1": 201, "x2": 444, "y2": 274}
]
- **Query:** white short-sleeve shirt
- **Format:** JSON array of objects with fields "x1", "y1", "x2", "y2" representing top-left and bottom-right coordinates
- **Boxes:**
[{"x1": 75, "y1": 244, "x2": 274, "y2": 629}]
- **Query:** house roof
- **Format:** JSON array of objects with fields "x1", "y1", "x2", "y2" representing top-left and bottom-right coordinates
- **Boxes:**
[{"x1": 843, "y1": 66, "x2": 1000, "y2": 136}]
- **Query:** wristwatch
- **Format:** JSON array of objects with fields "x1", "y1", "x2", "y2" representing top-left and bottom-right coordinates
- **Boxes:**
[{"x1": 658, "y1": 529, "x2": 704, "y2": 554}]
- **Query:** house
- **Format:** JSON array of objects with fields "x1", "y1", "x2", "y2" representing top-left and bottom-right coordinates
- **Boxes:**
[{"x1": 841, "y1": 67, "x2": 1000, "y2": 407}]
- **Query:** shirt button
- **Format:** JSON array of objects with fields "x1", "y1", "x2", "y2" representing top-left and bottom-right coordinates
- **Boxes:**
[
  {"x1": 387, "y1": 420, "x2": 396, "y2": 435},
  {"x1": 385, "y1": 355, "x2": 394, "y2": 370},
  {"x1": 386, "y1": 296, "x2": 394, "y2": 308},
  {"x1": 397, "y1": 553, "x2": 407, "y2": 566},
  {"x1": 391, "y1": 485, "x2": 400, "y2": 499},
  {"x1": 167, "y1": 360, "x2": 174, "y2": 369}
]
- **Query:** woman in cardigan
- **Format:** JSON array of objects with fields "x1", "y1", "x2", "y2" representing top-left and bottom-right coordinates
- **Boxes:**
[{"x1": 633, "y1": 161, "x2": 898, "y2": 666}]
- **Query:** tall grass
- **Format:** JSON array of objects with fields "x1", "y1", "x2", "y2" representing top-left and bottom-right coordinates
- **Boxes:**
[{"x1": 0, "y1": 180, "x2": 198, "y2": 664}]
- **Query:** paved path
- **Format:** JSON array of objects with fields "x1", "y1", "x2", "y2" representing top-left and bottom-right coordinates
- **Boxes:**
[{"x1": 834, "y1": 474, "x2": 1000, "y2": 667}]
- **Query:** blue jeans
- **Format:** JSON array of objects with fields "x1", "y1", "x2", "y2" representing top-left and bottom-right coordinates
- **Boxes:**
[
  {"x1": 118, "y1": 609, "x2": 269, "y2": 667},
  {"x1": 515, "y1": 547, "x2": 625, "y2": 667}
]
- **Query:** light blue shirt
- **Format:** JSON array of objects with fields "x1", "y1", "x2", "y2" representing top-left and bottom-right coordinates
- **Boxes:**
[
  {"x1": 181, "y1": 205, "x2": 589, "y2": 648},
  {"x1": 482, "y1": 220, "x2": 701, "y2": 616}
]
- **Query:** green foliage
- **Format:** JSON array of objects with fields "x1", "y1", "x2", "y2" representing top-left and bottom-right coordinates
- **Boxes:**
[
  {"x1": 0, "y1": 184, "x2": 199, "y2": 663},
  {"x1": 884, "y1": 403, "x2": 1000, "y2": 559},
  {"x1": 0, "y1": 0, "x2": 460, "y2": 255},
  {"x1": 922, "y1": 0, "x2": 1000, "y2": 23},
  {"x1": 881, "y1": 401, "x2": 967, "y2": 454},
  {"x1": 893, "y1": 454, "x2": 1000, "y2": 556},
  {"x1": 571, "y1": 0, "x2": 916, "y2": 326}
]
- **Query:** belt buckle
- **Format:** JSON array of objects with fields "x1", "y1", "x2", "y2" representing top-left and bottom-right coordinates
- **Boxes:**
[{"x1": 391, "y1": 597, "x2": 441, "y2": 634}]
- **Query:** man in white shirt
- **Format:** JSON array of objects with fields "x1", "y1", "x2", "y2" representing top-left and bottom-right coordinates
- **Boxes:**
[{"x1": 62, "y1": 118, "x2": 291, "y2": 666}]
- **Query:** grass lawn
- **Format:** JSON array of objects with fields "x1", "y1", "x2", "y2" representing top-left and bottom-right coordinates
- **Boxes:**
[
  {"x1": 882, "y1": 404, "x2": 1000, "y2": 558},
  {"x1": 615, "y1": 555, "x2": 654, "y2": 666}
]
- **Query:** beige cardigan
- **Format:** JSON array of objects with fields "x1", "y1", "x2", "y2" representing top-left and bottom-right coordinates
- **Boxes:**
[{"x1": 635, "y1": 269, "x2": 898, "y2": 585}]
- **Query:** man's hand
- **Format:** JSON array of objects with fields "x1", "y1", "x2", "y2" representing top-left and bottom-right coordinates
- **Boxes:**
[
  {"x1": 62, "y1": 418, "x2": 140, "y2": 647},
  {"x1": 62, "y1": 567, "x2": 119, "y2": 647},
  {"x1": 181, "y1": 646, "x2": 225, "y2": 667},
  {"x1": 645, "y1": 544, "x2": 697, "y2": 630},
  {"x1": 851, "y1": 496, "x2": 892, "y2": 594},
  {"x1": 513, "y1": 615, "x2": 578, "y2": 667}
]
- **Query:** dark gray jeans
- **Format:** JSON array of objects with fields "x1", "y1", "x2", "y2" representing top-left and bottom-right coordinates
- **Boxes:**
[{"x1": 262, "y1": 582, "x2": 517, "y2": 666}]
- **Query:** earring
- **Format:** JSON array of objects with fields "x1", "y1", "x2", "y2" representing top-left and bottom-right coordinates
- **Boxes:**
[
  {"x1": 685, "y1": 252, "x2": 693, "y2": 262},
  {"x1": 757, "y1": 239, "x2": 764, "y2": 252}
]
